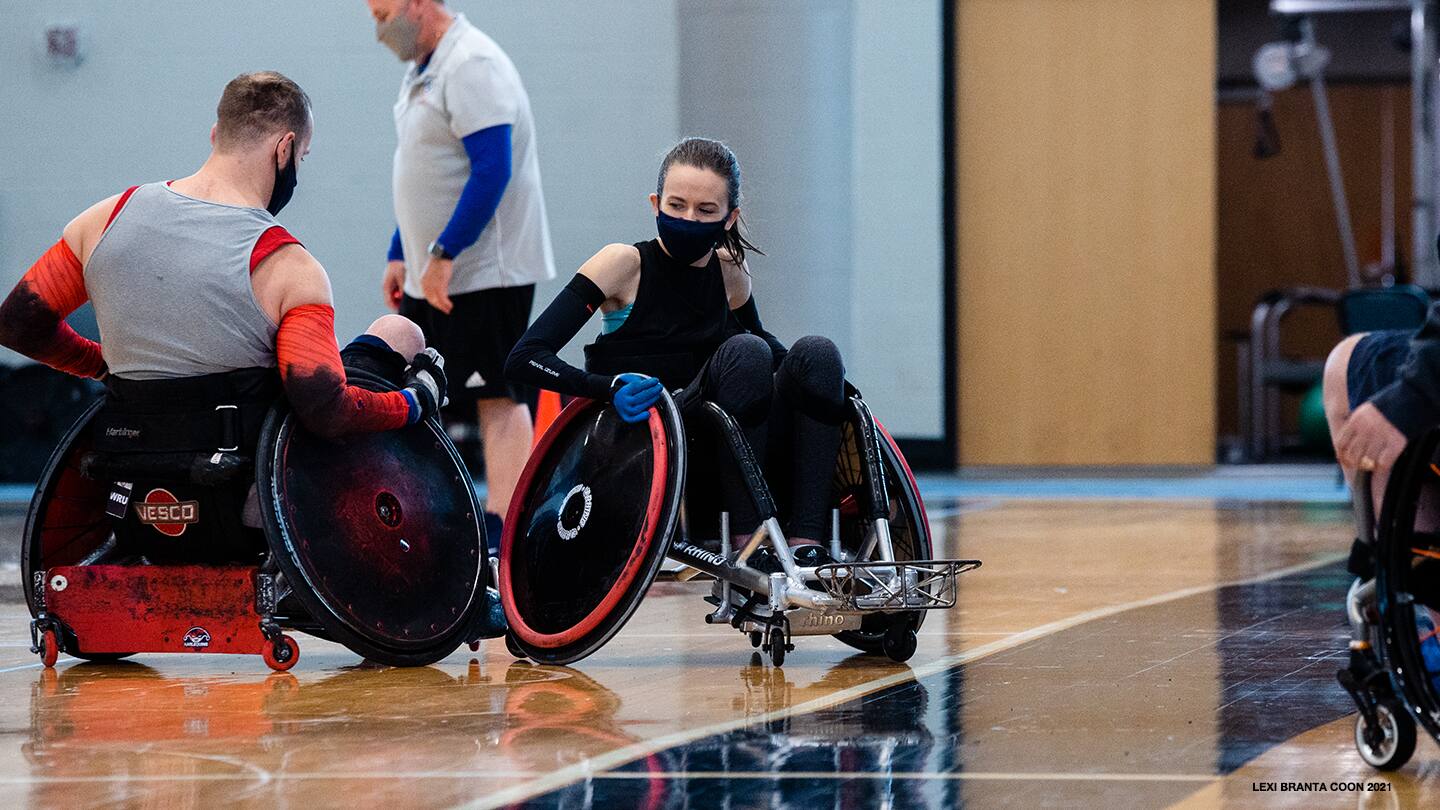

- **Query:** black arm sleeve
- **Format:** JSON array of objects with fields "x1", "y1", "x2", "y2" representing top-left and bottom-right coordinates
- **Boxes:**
[
  {"x1": 1371, "y1": 301, "x2": 1440, "y2": 438},
  {"x1": 505, "y1": 274, "x2": 616, "y2": 400},
  {"x1": 731, "y1": 295, "x2": 788, "y2": 370}
]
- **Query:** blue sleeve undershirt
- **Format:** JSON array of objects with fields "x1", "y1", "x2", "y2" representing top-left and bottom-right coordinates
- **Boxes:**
[
  {"x1": 388, "y1": 227, "x2": 404, "y2": 262},
  {"x1": 385, "y1": 123, "x2": 514, "y2": 261}
]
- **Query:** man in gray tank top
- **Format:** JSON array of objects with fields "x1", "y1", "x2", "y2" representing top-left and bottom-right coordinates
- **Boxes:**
[
  {"x1": 0, "y1": 70, "x2": 510, "y2": 640},
  {"x1": 0, "y1": 71, "x2": 448, "y2": 438}
]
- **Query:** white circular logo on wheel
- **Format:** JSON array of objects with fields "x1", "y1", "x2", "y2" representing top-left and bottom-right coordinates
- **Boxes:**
[{"x1": 556, "y1": 484, "x2": 593, "y2": 541}]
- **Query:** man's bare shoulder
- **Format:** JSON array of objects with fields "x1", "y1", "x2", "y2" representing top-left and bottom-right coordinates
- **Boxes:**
[
  {"x1": 64, "y1": 192, "x2": 127, "y2": 264},
  {"x1": 253, "y1": 244, "x2": 333, "y2": 318}
]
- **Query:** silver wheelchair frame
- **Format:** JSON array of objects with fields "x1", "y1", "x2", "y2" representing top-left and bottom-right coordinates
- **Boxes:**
[{"x1": 661, "y1": 394, "x2": 980, "y2": 666}]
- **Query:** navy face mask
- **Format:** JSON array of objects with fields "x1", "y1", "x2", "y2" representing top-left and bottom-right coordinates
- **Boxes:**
[
  {"x1": 656, "y1": 211, "x2": 728, "y2": 264},
  {"x1": 267, "y1": 144, "x2": 299, "y2": 216}
]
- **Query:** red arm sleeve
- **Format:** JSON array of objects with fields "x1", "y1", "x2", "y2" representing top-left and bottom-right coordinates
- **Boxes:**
[
  {"x1": 276, "y1": 303, "x2": 414, "y2": 437},
  {"x1": 0, "y1": 240, "x2": 106, "y2": 379}
]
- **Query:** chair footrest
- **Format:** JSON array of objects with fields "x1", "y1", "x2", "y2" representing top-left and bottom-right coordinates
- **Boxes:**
[{"x1": 813, "y1": 559, "x2": 981, "y2": 611}]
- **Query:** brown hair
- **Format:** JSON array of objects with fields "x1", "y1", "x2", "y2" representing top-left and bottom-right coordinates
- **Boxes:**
[
  {"x1": 657, "y1": 137, "x2": 763, "y2": 267},
  {"x1": 214, "y1": 71, "x2": 311, "y2": 151}
]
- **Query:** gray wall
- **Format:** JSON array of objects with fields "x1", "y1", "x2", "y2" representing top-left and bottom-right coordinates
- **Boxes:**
[
  {"x1": 1, "y1": 1, "x2": 943, "y2": 440},
  {"x1": 851, "y1": 0, "x2": 944, "y2": 437},
  {"x1": 0, "y1": 1, "x2": 679, "y2": 365},
  {"x1": 679, "y1": 0, "x2": 943, "y2": 437}
]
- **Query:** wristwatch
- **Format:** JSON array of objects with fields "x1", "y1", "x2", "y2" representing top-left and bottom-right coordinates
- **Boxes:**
[{"x1": 427, "y1": 240, "x2": 454, "y2": 261}]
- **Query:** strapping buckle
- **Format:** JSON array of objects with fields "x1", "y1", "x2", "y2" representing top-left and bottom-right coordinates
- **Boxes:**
[{"x1": 215, "y1": 405, "x2": 240, "y2": 452}]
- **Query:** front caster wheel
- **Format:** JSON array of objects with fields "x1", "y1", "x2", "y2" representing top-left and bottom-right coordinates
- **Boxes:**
[
  {"x1": 767, "y1": 629, "x2": 787, "y2": 667},
  {"x1": 263, "y1": 634, "x2": 300, "y2": 672},
  {"x1": 882, "y1": 623, "x2": 918, "y2": 663},
  {"x1": 750, "y1": 631, "x2": 763, "y2": 649},
  {"x1": 1355, "y1": 700, "x2": 1417, "y2": 771},
  {"x1": 39, "y1": 629, "x2": 59, "y2": 668}
]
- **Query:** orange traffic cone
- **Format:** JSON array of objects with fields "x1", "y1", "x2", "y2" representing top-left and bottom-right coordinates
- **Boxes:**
[{"x1": 532, "y1": 389, "x2": 562, "y2": 447}]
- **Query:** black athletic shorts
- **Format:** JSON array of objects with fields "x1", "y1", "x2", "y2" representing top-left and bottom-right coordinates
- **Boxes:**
[
  {"x1": 340, "y1": 335, "x2": 408, "y2": 385},
  {"x1": 1348, "y1": 329, "x2": 1414, "y2": 411},
  {"x1": 400, "y1": 285, "x2": 535, "y2": 404}
]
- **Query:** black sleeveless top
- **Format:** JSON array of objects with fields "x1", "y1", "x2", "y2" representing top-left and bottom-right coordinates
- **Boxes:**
[{"x1": 584, "y1": 239, "x2": 733, "y2": 389}]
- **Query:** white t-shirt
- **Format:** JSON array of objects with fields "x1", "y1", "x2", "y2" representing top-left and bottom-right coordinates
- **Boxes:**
[{"x1": 392, "y1": 14, "x2": 556, "y2": 295}]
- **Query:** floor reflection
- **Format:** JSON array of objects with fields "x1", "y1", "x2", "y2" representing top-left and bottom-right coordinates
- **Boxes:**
[
  {"x1": 525, "y1": 654, "x2": 950, "y2": 810},
  {"x1": 20, "y1": 657, "x2": 644, "y2": 808},
  {"x1": 522, "y1": 562, "x2": 1360, "y2": 809},
  {"x1": 0, "y1": 498, "x2": 1375, "y2": 809}
]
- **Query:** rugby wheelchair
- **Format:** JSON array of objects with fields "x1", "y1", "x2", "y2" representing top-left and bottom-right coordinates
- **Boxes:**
[
  {"x1": 1339, "y1": 432, "x2": 1440, "y2": 770},
  {"x1": 498, "y1": 388, "x2": 980, "y2": 667},
  {"x1": 23, "y1": 368, "x2": 494, "y2": 671}
]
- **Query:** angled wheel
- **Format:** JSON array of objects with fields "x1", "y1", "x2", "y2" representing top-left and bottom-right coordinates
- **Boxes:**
[
  {"x1": 258, "y1": 369, "x2": 487, "y2": 667},
  {"x1": 1354, "y1": 699, "x2": 1416, "y2": 771},
  {"x1": 504, "y1": 632, "x2": 527, "y2": 660},
  {"x1": 831, "y1": 402, "x2": 934, "y2": 655},
  {"x1": 22, "y1": 397, "x2": 112, "y2": 620},
  {"x1": 1373, "y1": 430, "x2": 1440, "y2": 750},
  {"x1": 500, "y1": 392, "x2": 685, "y2": 665}
]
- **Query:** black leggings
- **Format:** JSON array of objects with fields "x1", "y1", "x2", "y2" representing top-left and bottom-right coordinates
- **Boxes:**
[{"x1": 679, "y1": 333, "x2": 846, "y2": 540}]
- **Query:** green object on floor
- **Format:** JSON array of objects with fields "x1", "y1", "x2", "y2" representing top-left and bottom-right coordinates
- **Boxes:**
[{"x1": 1299, "y1": 381, "x2": 1332, "y2": 453}]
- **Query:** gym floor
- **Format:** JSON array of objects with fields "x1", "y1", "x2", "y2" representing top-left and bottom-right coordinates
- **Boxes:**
[{"x1": 0, "y1": 469, "x2": 1430, "y2": 809}]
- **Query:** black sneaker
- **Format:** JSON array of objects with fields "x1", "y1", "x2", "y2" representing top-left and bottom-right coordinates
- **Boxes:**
[
  {"x1": 791, "y1": 543, "x2": 835, "y2": 568},
  {"x1": 748, "y1": 546, "x2": 783, "y2": 574},
  {"x1": 748, "y1": 544, "x2": 834, "y2": 574}
]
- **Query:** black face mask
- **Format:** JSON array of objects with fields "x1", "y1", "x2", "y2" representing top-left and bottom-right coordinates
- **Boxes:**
[
  {"x1": 656, "y1": 211, "x2": 729, "y2": 264},
  {"x1": 266, "y1": 143, "x2": 298, "y2": 216}
]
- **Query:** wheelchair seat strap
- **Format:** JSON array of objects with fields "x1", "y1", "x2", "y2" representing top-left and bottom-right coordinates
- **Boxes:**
[
  {"x1": 92, "y1": 404, "x2": 266, "y2": 454},
  {"x1": 93, "y1": 368, "x2": 279, "y2": 454}
]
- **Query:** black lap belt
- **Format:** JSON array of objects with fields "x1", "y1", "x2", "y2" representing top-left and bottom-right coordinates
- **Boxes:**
[
  {"x1": 94, "y1": 368, "x2": 280, "y2": 454},
  {"x1": 91, "y1": 404, "x2": 268, "y2": 454}
]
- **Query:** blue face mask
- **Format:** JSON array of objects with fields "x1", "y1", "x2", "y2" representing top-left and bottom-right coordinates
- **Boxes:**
[{"x1": 656, "y1": 211, "x2": 728, "y2": 264}]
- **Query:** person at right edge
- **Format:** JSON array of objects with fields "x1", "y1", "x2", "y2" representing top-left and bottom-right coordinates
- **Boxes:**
[
  {"x1": 1323, "y1": 247, "x2": 1440, "y2": 693},
  {"x1": 506, "y1": 137, "x2": 848, "y2": 572}
]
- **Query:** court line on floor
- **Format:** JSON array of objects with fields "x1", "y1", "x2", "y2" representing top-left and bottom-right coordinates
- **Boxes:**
[
  {"x1": 0, "y1": 769, "x2": 1220, "y2": 785},
  {"x1": 460, "y1": 551, "x2": 1348, "y2": 810},
  {"x1": 583, "y1": 770, "x2": 1220, "y2": 783}
]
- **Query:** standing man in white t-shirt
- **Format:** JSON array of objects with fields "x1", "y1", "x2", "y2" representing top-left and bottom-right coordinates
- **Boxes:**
[{"x1": 367, "y1": 0, "x2": 556, "y2": 548}]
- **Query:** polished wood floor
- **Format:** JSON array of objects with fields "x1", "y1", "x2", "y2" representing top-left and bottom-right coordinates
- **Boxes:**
[{"x1": 0, "y1": 494, "x2": 1420, "y2": 808}]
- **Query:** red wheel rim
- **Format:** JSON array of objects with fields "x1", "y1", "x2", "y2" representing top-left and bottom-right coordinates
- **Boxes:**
[{"x1": 500, "y1": 400, "x2": 669, "y2": 649}]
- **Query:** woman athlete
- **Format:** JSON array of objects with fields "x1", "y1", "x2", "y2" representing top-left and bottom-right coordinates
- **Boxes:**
[{"x1": 506, "y1": 137, "x2": 848, "y2": 568}]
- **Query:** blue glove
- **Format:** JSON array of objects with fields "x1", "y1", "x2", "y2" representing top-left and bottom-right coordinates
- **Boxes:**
[{"x1": 611, "y1": 373, "x2": 662, "y2": 423}]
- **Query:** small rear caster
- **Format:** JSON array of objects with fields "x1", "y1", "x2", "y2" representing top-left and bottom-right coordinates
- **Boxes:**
[
  {"x1": 38, "y1": 629, "x2": 59, "y2": 668},
  {"x1": 263, "y1": 634, "x2": 300, "y2": 672},
  {"x1": 750, "y1": 631, "x2": 763, "y2": 649},
  {"x1": 882, "y1": 622, "x2": 918, "y2": 663},
  {"x1": 1355, "y1": 699, "x2": 1417, "y2": 771},
  {"x1": 468, "y1": 640, "x2": 481, "y2": 652},
  {"x1": 504, "y1": 631, "x2": 527, "y2": 660}
]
